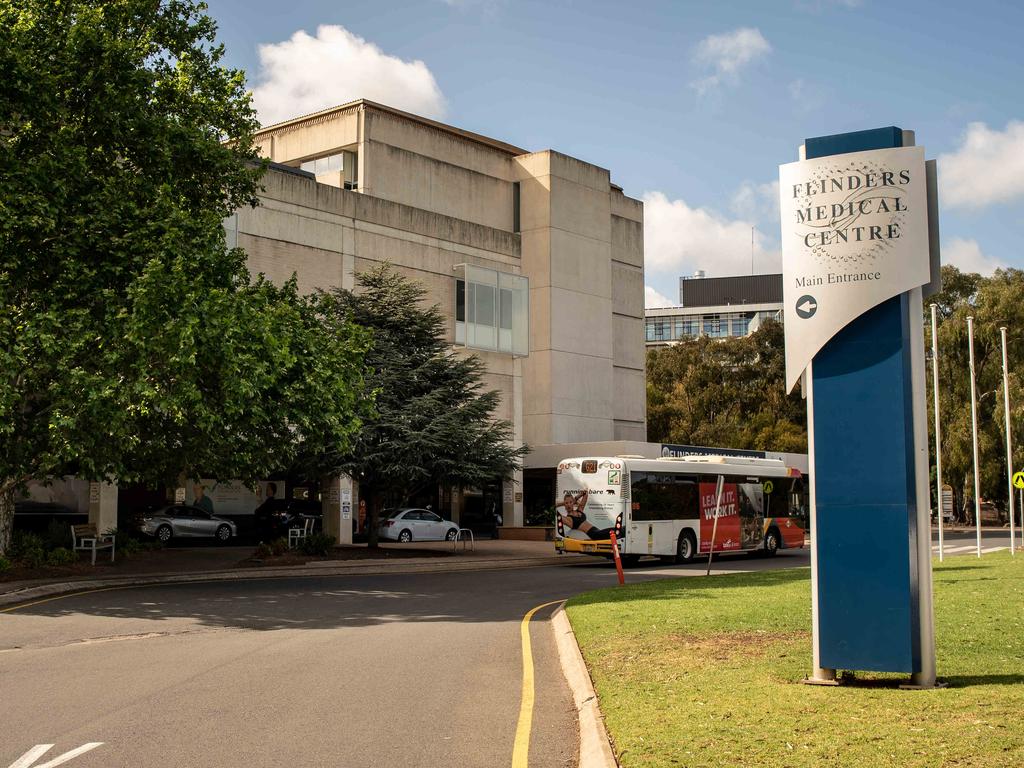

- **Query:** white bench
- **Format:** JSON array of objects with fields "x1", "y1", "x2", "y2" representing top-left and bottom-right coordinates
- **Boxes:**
[{"x1": 72, "y1": 524, "x2": 116, "y2": 565}]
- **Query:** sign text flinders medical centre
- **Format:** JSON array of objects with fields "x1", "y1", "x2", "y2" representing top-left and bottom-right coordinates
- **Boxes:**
[{"x1": 778, "y1": 146, "x2": 930, "y2": 391}]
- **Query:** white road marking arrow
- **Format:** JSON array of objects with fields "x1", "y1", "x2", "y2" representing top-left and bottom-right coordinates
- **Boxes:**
[{"x1": 8, "y1": 743, "x2": 103, "y2": 768}]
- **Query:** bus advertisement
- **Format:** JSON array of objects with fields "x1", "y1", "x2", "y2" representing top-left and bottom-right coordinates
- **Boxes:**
[{"x1": 555, "y1": 455, "x2": 806, "y2": 563}]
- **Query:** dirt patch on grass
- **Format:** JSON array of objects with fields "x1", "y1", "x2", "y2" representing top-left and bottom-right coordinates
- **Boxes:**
[{"x1": 663, "y1": 630, "x2": 809, "y2": 660}]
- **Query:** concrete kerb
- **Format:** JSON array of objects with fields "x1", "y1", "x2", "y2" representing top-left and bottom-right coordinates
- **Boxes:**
[
  {"x1": 0, "y1": 554, "x2": 586, "y2": 611},
  {"x1": 552, "y1": 603, "x2": 618, "y2": 768}
]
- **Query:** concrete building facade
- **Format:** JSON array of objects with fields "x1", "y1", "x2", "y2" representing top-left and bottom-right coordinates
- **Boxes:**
[{"x1": 240, "y1": 100, "x2": 646, "y2": 535}]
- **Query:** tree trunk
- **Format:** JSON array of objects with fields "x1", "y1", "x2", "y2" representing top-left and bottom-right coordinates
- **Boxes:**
[{"x1": 0, "y1": 485, "x2": 14, "y2": 556}]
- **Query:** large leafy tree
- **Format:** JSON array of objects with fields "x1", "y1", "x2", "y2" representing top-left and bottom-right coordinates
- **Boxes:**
[
  {"x1": 646, "y1": 320, "x2": 807, "y2": 453},
  {"x1": 315, "y1": 265, "x2": 528, "y2": 546},
  {"x1": 927, "y1": 265, "x2": 1024, "y2": 520},
  {"x1": 0, "y1": 0, "x2": 371, "y2": 553}
]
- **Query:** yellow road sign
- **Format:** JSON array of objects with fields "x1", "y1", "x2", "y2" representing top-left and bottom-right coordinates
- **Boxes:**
[{"x1": 1013, "y1": 471, "x2": 1024, "y2": 490}]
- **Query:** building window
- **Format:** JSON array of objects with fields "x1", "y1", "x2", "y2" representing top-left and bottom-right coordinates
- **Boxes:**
[
  {"x1": 645, "y1": 321, "x2": 657, "y2": 342},
  {"x1": 674, "y1": 317, "x2": 698, "y2": 338},
  {"x1": 512, "y1": 182, "x2": 521, "y2": 233},
  {"x1": 455, "y1": 265, "x2": 529, "y2": 356},
  {"x1": 703, "y1": 314, "x2": 726, "y2": 338},
  {"x1": 730, "y1": 313, "x2": 751, "y2": 337}
]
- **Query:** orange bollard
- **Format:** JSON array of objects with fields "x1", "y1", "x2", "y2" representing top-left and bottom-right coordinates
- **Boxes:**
[{"x1": 609, "y1": 531, "x2": 625, "y2": 585}]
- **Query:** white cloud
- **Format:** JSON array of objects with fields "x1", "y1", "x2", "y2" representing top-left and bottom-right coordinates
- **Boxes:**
[
  {"x1": 691, "y1": 28, "x2": 771, "y2": 95},
  {"x1": 645, "y1": 286, "x2": 676, "y2": 308},
  {"x1": 943, "y1": 238, "x2": 1006, "y2": 275},
  {"x1": 642, "y1": 191, "x2": 781, "y2": 279},
  {"x1": 731, "y1": 179, "x2": 780, "y2": 223},
  {"x1": 251, "y1": 25, "x2": 446, "y2": 126},
  {"x1": 939, "y1": 120, "x2": 1024, "y2": 209}
]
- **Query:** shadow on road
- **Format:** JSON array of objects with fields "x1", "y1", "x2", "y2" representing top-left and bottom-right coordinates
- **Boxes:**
[{"x1": 6, "y1": 554, "x2": 810, "y2": 634}]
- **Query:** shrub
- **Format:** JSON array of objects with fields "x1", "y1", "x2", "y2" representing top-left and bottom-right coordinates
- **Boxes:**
[
  {"x1": 10, "y1": 531, "x2": 44, "y2": 561},
  {"x1": 20, "y1": 546, "x2": 47, "y2": 569},
  {"x1": 46, "y1": 547, "x2": 77, "y2": 566},
  {"x1": 255, "y1": 542, "x2": 273, "y2": 559},
  {"x1": 270, "y1": 537, "x2": 289, "y2": 556},
  {"x1": 44, "y1": 519, "x2": 72, "y2": 550},
  {"x1": 300, "y1": 533, "x2": 336, "y2": 556},
  {"x1": 120, "y1": 537, "x2": 141, "y2": 557},
  {"x1": 0, "y1": 555, "x2": 11, "y2": 573}
]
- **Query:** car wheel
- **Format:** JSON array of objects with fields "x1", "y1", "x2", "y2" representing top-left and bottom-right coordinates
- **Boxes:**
[
  {"x1": 398, "y1": 529, "x2": 412, "y2": 543},
  {"x1": 676, "y1": 530, "x2": 697, "y2": 563},
  {"x1": 215, "y1": 524, "x2": 232, "y2": 543},
  {"x1": 764, "y1": 529, "x2": 780, "y2": 557},
  {"x1": 156, "y1": 525, "x2": 173, "y2": 544},
  {"x1": 445, "y1": 529, "x2": 458, "y2": 541}
]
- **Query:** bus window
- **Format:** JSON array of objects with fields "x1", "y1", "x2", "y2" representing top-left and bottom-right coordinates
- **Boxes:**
[
  {"x1": 737, "y1": 480, "x2": 764, "y2": 549},
  {"x1": 631, "y1": 472, "x2": 699, "y2": 521}
]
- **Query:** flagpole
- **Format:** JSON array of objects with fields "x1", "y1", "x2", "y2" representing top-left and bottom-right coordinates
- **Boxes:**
[
  {"x1": 931, "y1": 305, "x2": 944, "y2": 561},
  {"x1": 1001, "y1": 327, "x2": 1015, "y2": 555},
  {"x1": 967, "y1": 316, "x2": 982, "y2": 557}
]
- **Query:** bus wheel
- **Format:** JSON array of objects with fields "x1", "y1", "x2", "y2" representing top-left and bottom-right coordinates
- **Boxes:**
[
  {"x1": 676, "y1": 531, "x2": 697, "y2": 564},
  {"x1": 763, "y1": 529, "x2": 780, "y2": 557}
]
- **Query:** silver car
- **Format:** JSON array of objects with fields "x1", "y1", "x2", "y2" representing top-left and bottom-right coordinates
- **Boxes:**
[
  {"x1": 140, "y1": 505, "x2": 237, "y2": 544},
  {"x1": 378, "y1": 508, "x2": 459, "y2": 542}
]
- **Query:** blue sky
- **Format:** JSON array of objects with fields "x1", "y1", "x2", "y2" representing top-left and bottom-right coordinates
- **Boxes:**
[{"x1": 206, "y1": 0, "x2": 1024, "y2": 305}]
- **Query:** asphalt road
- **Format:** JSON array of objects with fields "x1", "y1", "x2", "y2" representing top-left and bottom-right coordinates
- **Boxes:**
[
  {"x1": 2, "y1": 529, "x2": 1014, "y2": 768},
  {"x1": 1, "y1": 550, "x2": 811, "y2": 768}
]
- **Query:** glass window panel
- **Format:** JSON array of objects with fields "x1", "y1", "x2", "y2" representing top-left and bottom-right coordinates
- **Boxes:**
[
  {"x1": 300, "y1": 160, "x2": 315, "y2": 173},
  {"x1": 314, "y1": 156, "x2": 329, "y2": 175},
  {"x1": 327, "y1": 153, "x2": 343, "y2": 172}
]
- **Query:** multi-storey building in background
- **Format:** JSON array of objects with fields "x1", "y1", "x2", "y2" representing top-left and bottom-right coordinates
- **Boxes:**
[
  {"x1": 236, "y1": 100, "x2": 647, "y2": 534},
  {"x1": 644, "y1": 272, "x2": 783, "y2": 347}
]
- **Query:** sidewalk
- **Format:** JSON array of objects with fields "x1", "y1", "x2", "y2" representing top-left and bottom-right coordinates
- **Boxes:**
[{"x1": 0, "y1": 539, "x2": 586, "y2": 609}]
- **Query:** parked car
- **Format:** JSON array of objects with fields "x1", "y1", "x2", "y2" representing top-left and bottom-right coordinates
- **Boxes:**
[
  {"x1": 139, "y1": 505, "x2": 237, "y2": 543},
  {"x1": 979, "y1": 501, "x2": 1007, "y2": 526},
  {"x1": 378, "y1": 508, "x2": 459, "y2": 542}
]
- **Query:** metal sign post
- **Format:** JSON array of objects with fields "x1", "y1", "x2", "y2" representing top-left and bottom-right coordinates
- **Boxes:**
[{"x1": 705, "y1": 475, "x2": 725, "y2": 577}]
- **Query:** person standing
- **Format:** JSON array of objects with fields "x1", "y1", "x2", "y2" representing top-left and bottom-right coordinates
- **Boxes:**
[{"x1": 193, "y1": 483, "x2": 214, "y2": 515}]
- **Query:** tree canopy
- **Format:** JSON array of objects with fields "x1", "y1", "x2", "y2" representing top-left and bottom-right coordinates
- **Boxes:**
[
  {"x1": 0, "y1": 0, "x2": 371, "y2": 552},
  {"x1": 927, "y1": 265, "x2": 1024, "y2": 519},
  {"x1": 646, "y1": 319, "x2": 808, "y2": 453},
  {"x1": 315, "y1": 265, "x2": 527, "y2": 545}
]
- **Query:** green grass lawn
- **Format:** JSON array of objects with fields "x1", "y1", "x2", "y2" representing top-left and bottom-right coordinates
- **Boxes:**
[{"x1": 566, "y1": 553, "x2": 1024, "y2": 767}]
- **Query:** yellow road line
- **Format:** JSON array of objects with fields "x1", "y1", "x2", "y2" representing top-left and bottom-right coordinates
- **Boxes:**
[{"x1": 511, "y1": 599, "x2": 565, "y2": 768}]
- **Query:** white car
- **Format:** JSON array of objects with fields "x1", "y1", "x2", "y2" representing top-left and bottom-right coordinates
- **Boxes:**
[{"x1": 378, "y1": 508, "x2": 459, "y2": 542}]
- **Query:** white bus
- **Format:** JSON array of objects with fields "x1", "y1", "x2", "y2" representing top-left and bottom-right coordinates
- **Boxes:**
[{"x1": 554, "y1": 455, "x2": 806, "y2": 564}]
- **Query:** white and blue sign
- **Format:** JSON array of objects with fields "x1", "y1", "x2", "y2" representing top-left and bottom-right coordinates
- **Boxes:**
[{"x1": 779, "y1": 127, "x2": 938, "y2": 687}]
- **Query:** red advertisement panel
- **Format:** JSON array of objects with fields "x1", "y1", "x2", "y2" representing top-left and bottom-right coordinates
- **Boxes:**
[{"x1": 699, "y1": 482, "x2": 741, "y2": 553}]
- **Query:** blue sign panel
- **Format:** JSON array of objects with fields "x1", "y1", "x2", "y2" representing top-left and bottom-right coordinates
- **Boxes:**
[{"x1": 806, "y1": 127, "x2": 921, "y2": 673}]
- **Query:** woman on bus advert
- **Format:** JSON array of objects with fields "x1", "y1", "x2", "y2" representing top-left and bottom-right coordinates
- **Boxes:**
[{"x1": 556, "y1": 490, "x2": 612, "y2": 540}]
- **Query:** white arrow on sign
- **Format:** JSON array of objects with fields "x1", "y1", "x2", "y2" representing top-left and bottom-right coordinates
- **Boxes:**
[
  {"x1": 797, "y1": 297, "x2": 817, "y2": 315},
  {"x1": 8, "y1": 743, "x2": 103, "y2": 768}
]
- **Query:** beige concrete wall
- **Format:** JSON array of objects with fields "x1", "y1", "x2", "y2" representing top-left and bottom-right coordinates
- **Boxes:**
[
  {"x1": 364, "y1": 139, "x2": 514, "y2": 231},
  {"x1": 237, "y1": 167, "x2": 522, "y2": 423},
  {"x1": 256, "y1": 107, "x2": 361, "y2": 163},
  {"x1": 250, "y1": 107, "x2": 648, "y2": 455}
]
